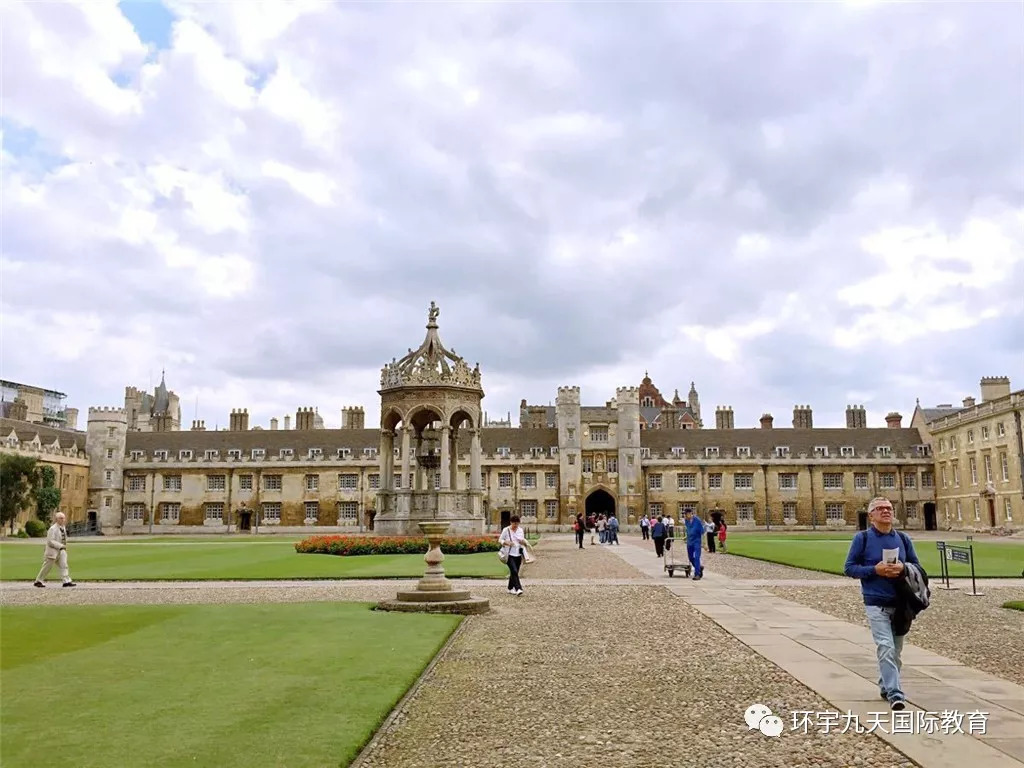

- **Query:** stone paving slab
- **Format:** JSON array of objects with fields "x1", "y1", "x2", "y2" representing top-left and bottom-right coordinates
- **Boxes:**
[{"x1": 608, "y1": 537, "x2": 1024, "y2": 767}]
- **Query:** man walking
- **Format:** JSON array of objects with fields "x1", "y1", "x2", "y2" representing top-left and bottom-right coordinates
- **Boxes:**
[
  {"x1": 34, "y1": 512, "x2": 76, "y2": 588},
  {"x1": 683, "y1": 508, "x2": 704, "y2": 580},
  {"x1": 844, "y1": 497, "x2": 920, "y2": 710}
]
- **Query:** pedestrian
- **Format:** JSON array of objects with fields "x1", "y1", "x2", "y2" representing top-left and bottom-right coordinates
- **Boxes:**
[
  {"x1": 608, "y1": 513, "x2": 620, "y2": 545},
  {"x1": 34, "y1": 512, "x2": 76, "y2": 588},
  {"x1": 717, "y1": 519, "x2": 728, "y2": 552},
  {"x1": 597, "y1": 514, "x2": 607, "y2": 544},
  {"x1": 498, "y1": 515, "x2": 529, "y2": 596},
  {"x1": 574, "y1": 513, "x2": 585, "y2": 549},
  {"x1": 682, "y1": 508, "x2": 704, "y2": 580},
  {"x1": 639, "y1": 513, "x2": 650, "y2": 540},
  {"x1": 843, "y1": 497, "x2": 922, "y2": 710},
  {"x1": 663, "y1": 512, "x2": 675, "y2": 541},
  {"x1": 651, "y1": 515, "x2": 666, "y2": 557},
  {"x1": 705, "y1": 515, "x2": 717, "y2": 553}
]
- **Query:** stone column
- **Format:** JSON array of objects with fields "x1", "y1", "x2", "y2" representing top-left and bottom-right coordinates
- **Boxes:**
[
  {"x1": 379, "y1": 430, "x2": 393, "y2": 491},
  {"x1": 470, "y1": 428, "x2": 482, "y2": 491},
  {"x1": 401, "y1": 427, "x2": 412, "y2": 490},
  {"x1": 440, "y1": 426, "x2": 451, "y2": 489}
]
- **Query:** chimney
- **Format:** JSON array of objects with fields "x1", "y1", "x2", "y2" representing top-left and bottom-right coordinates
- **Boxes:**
[
  {"x1": 284, "y1": 415, "x2": 291, "y2": 430},
  {"x1": 229, "y1": 408, "x2": 250, "y2": 431},
  {"x1": 792, "y1": 405, "x2": 813, "y2": 429},
  {"x1": 662, "y1": 407, "x2": 679, "y2": 429},
  {"x1": 270, "y1": 417, "x2": 279, "y2": 431},
  {"x1": 962, "y1": 396, "x2": 976, "y2": 408},
  {"x1": 295, "y1": 407, "x2": 316, "y2": 431},
  {"x1": 191, "y1": 419, "x2": 206, "y2": 431},
  {"x1": 979, "y1": 376, "x2": 1011, "y2": 403},
  {"x1": 341, "y1": 406, "x2": 365, "y2": 430},
  {"x1": 715, "y1": 406, "x2": 734, "y2": 430},
  {"x1": 885, "y1": 411, "x2": 903, "y2": 429},
  {"x1": 65, "y1": 407, "x2": 79, "y2": 430},
  {"x1": 759, "y1": 413, "x2": 773, "y2": 429},
  {"x1": 845, "y1": 404, "x2": 867, "y2": 429}
]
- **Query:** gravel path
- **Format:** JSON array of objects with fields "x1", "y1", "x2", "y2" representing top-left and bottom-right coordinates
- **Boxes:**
[
  {"x1": 768, "y1": 585, "x2": 1024, "y2": 686},
  {"x1": 521, "y1": 537, "x2": 649, "y2": 580}
]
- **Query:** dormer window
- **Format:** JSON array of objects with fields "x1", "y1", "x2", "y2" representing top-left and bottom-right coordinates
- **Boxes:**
[
  {"x1": 228, "y1": 449, "x2": 242, "y2": 460},
  {"x1": 204, "y1": 450, "x2": 219, "y2": 460},
  {"x1": 736, "y1": 446, "x2": 750, "y2": 458},
  {"x1": 531, "y1": 447, "x2": 545, "y2": 458},
  {"x1": 813, "y1": 446, "x2": 829, "y2": 458},
  {"x1": 497, "y1": 447, "x2": 511, "y2": 458},
  {"x1": 840, "y1": 446, "x2": 855, "y2": 458},
  {"x1": 775, "y1": 446, "x2": 790, "y2": 458},
  {"x1": 705, "y1": 447, "x2": 719, "y2": 458},
  {"x1": 130, "y1": 450, "x2": 143, "y2": 460},
  {"x1": 154, "y1": 450, "x2": 168, "y2": 460},
  {"x1": 640, "y1": 447, "x2": 651, "y2": 458},
  {"x1": 876, "y1": 445, "x2": 892, "y2": 457},
  {"x1": 179, "y1": 450, "x2": 193, "y2": 460},
  {"x1": 338, "y1": 448, "x2": 351, "y2": 459},
  {"x1": 549, "y1": 446, "x2": 558, "y2": 457},
  {"x1": 308, "y1": 448, "x2": 322, "y2": 458},
  {"x1": 252, "y1": 448, "x2": 265, "y2": 459},
  {"x1": 280, "y1": 448, "x2": 294, "y2": 458},
  {"x1": 363, "y1": 447, "x2": 378, "y2": 457},
  {"x1": 642, "y1": 397, "x2": 654, "y2": 407},
  {"x1": 671, "y1": 447, "x2": 685, "y2": 458}
]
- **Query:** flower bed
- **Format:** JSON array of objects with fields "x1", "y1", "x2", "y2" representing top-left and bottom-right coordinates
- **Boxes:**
[{"x1": 294, "y1": 535, "x2": 500, "y2": 556}]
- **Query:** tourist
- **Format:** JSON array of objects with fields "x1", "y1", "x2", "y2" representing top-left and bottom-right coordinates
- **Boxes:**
[
  {"x1": 597, "y1": 514, "x2": 607, "y2": 544},
  {"x1": 34, "y1": 512, "x2": 76, "y2": 588},
  {"x1": 639, "y1": 513, "x2": 650, "y2": 540},
  {"x1": 586, "y1": 513, "x2": 596, "y2": 545},
  {"x1": 651, "y1": 515, "x2": 667, "y2": 557},
  {"x1": 499, "y1": 515, "x2": 529, "y2": 595},
  {"x1": 607, "y1": 513, "x2": 620, "y2": 545},
  {"x1": 705, "y1": 515, "x2": 717, "y2": 553},
  {"x1": 683, "y1": 508, "x2": 704, "y2": 580},
  {"x1": 843, "y1": 497, "x2": 922, "y2": 710},
  {"x1": 663, "y1": 512, "x2": 675, "y2": 541},
  {"x1": 574, "y1": 513, "x2": 585, "y2": 549},
  {"x1": 717, "y1": 519, "x2": 728, "y2": 552}
]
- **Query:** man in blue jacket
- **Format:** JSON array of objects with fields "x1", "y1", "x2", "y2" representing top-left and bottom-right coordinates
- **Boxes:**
[
  {"x1": 683, "y1": 508, "x2": 705, "y2": 580},
  {"x1": 844, "y1": 497, "x2": 920, "y2": 711}
]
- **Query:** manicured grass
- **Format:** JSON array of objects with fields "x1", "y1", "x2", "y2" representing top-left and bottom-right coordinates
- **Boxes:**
[
  {"x1": 1004, "y1": 600, "x2": 1024, "y2": 612},
  {"x1": 725, "y1": 535, "x2": 1024, "y2": 578},
  {"x1": 0, "y1": 540, "x2": 507, "y2": 581},
  {"x1": 0, "y1": 603, "x2": 459, "y2": 767}
]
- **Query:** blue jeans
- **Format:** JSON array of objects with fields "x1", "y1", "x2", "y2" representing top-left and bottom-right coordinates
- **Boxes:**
[
  {"x1": 866, "y1": 605, "x2": 905, "y2": 702},
  {"x1": 686, "y1": 541, "x2": 702, "y2": 575}
]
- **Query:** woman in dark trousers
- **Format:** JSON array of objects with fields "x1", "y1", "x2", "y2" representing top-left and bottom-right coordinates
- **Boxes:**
[
  {"x1": 499, "y1": 515, "x2": 527, "y2": 595},
  {"x1": 706, "y1": 516, "x2": 717, "y2": 553},
  {"x1": 651, "y1": 515, "x2": 667, "y2": 557},
  {"x1": 574, "y1": 513, "x2": 585, "y2": 549}
]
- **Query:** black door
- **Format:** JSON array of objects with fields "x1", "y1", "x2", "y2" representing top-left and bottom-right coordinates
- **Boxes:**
[
  {"x1": 857, "y1": 511, "x2": 868, "y2": 530},
  {"x1": 500, "y1": 509, "x2": 511, "y2": 529},
  {"x1": 239, "y1": 512, "x2": 252, "y2": 532},
  {"x1": 366, "y1": 511, "x2": 376, "y2": 531},
  {"x1": 87, "y1": 511, "x2": 97, "y2": 533},
  {"x1": 924, "y1": 503, "x2": 937, "y2": 531}
]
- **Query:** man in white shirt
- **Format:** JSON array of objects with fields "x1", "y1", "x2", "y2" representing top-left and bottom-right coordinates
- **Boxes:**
[{"x1": 34, "y1": 512, "x2": 76, "y2": 588}]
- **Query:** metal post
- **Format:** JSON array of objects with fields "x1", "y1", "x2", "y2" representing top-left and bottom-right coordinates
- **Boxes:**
[{"x1": 967, "y1": 544, "x2": 983, "y2": 596}]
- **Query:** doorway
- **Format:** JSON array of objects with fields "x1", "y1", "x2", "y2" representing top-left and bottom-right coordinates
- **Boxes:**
[
  {"x1": 500, "y1": 509, "x2": 511, "y2": 529},
  {"x1": 366, "y1": 510, "x2": 376, "y2": 531},
  {"x1": 585, "y1": 488, "x2": 616, "y2": 520},
  {"x1": 923, "y1": 503, "x2": 937, "y2": 531},
  {"x1": 988, "y1": 498, "x2": 996, "y2": 527},
  {"x1": 239, "y1": 511, "x2": 252, "y2": 532},
  {"x1": 857, "y1": 511, "x2": 868, "y2": 530},
  {"x1": 87, "y1": 510, "x2": 97, "y2": 533}
]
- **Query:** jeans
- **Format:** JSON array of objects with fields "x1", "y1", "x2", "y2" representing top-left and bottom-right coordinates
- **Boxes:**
[
  {"x1": 575, "y1": 530, "x2": 584, "y2": 548},
  {"x1": 507, "y1": 555, "x2": 523, "y2": 591},
  {"x1": 686, "y1": 541, "x2": 702, "y2": 575},
  {"x1": 609, "y1": 530, "x2": 619, "y2": 545},
  {"x1": 866, "y1": 605, "x2": 904, "y2": 701}
]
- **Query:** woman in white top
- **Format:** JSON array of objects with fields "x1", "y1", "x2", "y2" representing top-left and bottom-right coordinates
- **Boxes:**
[{"x1": 499, "y1": 515, "x2": 528, "y2": 595}]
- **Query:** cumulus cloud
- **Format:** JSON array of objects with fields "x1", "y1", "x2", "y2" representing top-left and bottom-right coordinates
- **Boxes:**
[{"x1": 1, "y1": 0, "x2": 1021, "y2": 430}]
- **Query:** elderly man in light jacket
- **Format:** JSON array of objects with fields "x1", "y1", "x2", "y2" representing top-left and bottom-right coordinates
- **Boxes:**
[{"x1": 34, "y1": 512, "x2": 77, "y2": 588}]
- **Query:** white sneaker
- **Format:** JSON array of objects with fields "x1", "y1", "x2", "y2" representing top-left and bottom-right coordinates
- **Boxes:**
[
  {"x1": 514, "y1": 589, "x2": 524, "y2": 595},
  {"x1": 508, "y1": 588, "x2": 516, "y2": 593}
]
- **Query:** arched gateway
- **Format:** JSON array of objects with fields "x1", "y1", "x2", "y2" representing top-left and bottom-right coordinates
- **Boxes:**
[
  {"x1": 373, "y1": 302, "x2": 486, "y2": 535},
  {"x1": 585, "y1": 488, "x2": 616, "y2": 520}
]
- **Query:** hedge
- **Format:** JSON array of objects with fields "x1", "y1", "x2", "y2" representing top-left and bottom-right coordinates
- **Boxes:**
[{"x1": 294, "y1": 535, "x2": 501, "y2": 556}]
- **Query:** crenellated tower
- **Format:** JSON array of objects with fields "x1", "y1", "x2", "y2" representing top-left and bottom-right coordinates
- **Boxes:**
[
  {"x1": 616, "y1": 387, "x2": 642, "y2": 523},
  {"x1": 86, "y1": 407, "x2": 128, "y2": 532},
  {"x1": 555, "y1": 386, "x2": 582, "y2": 517}
]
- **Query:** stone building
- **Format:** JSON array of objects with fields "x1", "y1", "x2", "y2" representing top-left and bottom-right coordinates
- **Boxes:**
[
  {"x1": 0, "y1": 379, "x2": 76, "y2": 429},
  {"x1": 0, "y1": 417, "x2": 90, "y2": 528},
  {"x1": 912, "y1": 376, "x2": 1022, "y2": 530},
  {"x1": 124, "y1": 371, "x2": 181, "y2": 432},
  {"x1": 84, "y1": 304, "x2": 941, "y2": 535}
]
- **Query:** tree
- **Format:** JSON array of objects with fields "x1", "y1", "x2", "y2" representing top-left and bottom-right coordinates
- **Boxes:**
[
  {"x1": 34, "y1": 464, "x2": 61, "y2": 524},
  {"x1": 1, "y1": 454, "x2": 38, "y2": 534}
]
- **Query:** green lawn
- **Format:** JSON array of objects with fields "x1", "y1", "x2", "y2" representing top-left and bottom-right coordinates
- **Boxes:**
[
  {"x1": 726, "y1": 535, "x2": 1024, "y2": 578},
  {"x1": 0, "y1": 540, "x2": 506, "y2": 581},
  {"x1": 0, "y1": 603, "x2": 459, "y2": 767},
  {"x1": 1004, "y1": 601, "x2": 1024, "y2": 612}
]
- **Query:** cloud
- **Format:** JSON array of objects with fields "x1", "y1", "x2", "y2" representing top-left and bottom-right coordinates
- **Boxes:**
[{"x1": 1, "y1": 0, "x2": 1021, "y2": 431}]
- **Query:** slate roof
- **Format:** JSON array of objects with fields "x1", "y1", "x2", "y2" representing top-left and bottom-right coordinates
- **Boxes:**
[
  {"x1": 920, "y1": 407, "x2": 961, "y2": 422},
  {"x1": 0, "y1": 418, "x2": 86, "y2": 451},
  {"x1": 581, "y1": 407, "x2": 616, "y2": 422},
  {"x1": 639, "y1": 427, "x2": 927, "y2": 458}
]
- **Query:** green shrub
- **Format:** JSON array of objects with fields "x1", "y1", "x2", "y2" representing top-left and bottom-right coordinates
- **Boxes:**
[
  {"x1": 295, "y1": 535, "x2": 501, "y2": 556},
  {"x1": 25, "y1": 519, "x2": 48, "y2": 538}
]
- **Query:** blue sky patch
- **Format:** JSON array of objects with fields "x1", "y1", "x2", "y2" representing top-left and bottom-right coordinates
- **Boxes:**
[
  {"x1": 1, "y1": 119, "x2": 71, "y2": 173},
  {"x1": 119, "y1": 0, "x2": 175, "y2": 51}
]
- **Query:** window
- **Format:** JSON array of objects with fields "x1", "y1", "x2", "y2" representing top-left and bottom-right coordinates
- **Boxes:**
[
  {"x1": 363, "y1": 448, "x2": 378, "y2": 457},
  {"x1": 75, "y1": 476, "x2": 84, "y2": 490},
  {"x1": 903, "y1": 472, "x2": 916, "y2": 489},
  {"x1": 950, "y1": 436, "x2": 957, "y2": 450},
  {"x1": 520, "y1": 472, "x2": 536, "y2": 489},
  {"x1": 163, "y1": 475, "x2": 182, "y2": 491},
  {"x1": 973, "y1": 499, "x2": 980, "y2": 522},
  {"x1": 393, "y1": 473, "x2": 402, "y2": 488},
  {"x1": 338, "y1": 474, "x2": 357, "y2": 490},
  {"x1": 905, "y1": 502, "x2": 917, "y2": 518},
  {"x1": 778, "y1": 473, "x2": 798, "y2": 490},
  {"x1": 305, "y1": 501, "x2": 319, "y2": 521},
  {"x1": 825, "y1": 503, "x2": 844, "y2": 521},
  {"x1": 783, "y1": 502, "x2": 796, "y2": 520},
  {"x1": 582, "y1": 457, "x2": 593, "y2": 473},
  {"x1": 308, "y1": 448, "x2": 322, "y2": 459},
  {"x1": 733, "y1": 473, "x2": 754, "y2": 490},
  {"x1": 520, "y1": 500, "x2": 537, "y2": 517},
  {"x1": 104, "y1": 469, "x2": 113, "y2": 482},
  {"x1": 940, "y1": 464, "x2": 947, "y2": 488},
  {"x1": 179, "y1": 450, "x2": 192, "y2": 460},
  {"x1": 280, "y1": 448, "x2": 293, "y2": 458},
  {"x1": 568, "y1": 454, "x2": 576, "y2": 465},
  {"x1": 207, "y1": 475, "x2": 226, "y2": 491},
  {"x1": 161, "y1": 503, "x2": 180, "y2": 521},
  {"x1": 642, "y1": 397, "x2": 654, "y2": 407},
  {"x1": 305, "y1": 474, "x2": 319, "y2": 491},
  {"x1": 648, "y1": 474, "x2": 662, "y2": 490},
  {"x1": 967, "y1": 430, "x2": 974, "y2": 444},
  {"x1": 707, "y1": 473, "x2": 722, "y2": 489},
  {"x1": 678, "y1": 473, "x2": 697, "y2": 490},
  {"x1": 124, "y1": 503, "x2": 145, "y2": 521},
  {"x1": 956, "y1": 500, "x2": 962, "y2": 520},
  {"x1": 546, "y1": 500, "x2": 558, "y2": 518},
  {"x1": 878, "y1": 473, "x2": 896, "y2": 489},
  {"x1": 337, "y1": 448, "x2": 351, "y2": 459},
  {"x1": 107, "y1": 427, "x2": 115, "y2": 438},
  {"x1": 840, "y1": 446, "x2": 855, "y2": 458},
  {"x1": 813, "y1": 446, "x2": 829, "y2": 458},
  {"x1": 984, "y1": 455, "x2": 993, "y2": 483},
  {"x1": 545, "y1": 472, "x2": 557, "y2": 489},
  {"x1": 497, "y1": 447, "x2": 510, "y2": 457},
  {"x1": 252, "y1": 448, "x2": 265, "y2": 459},
  {"x1": 997, "y1": 422, "x2": 1005, "y2": 437},
  {"x1": 154, "y1": 450, "x2": 168, "y2": 460},
  {"x1": 128, "y1": 476, "x2": 145, "y2": 492},
  {"x1": 705, "y1": 447, "x2": 720, "y2": 458},
  {"x1": 736, "y1": 502, "x2": 754, "y2": 521},
  {"x1": 854, "y1": 473, "x2": 869, "y2": 490},
  {"x1": 921, "y1": 471, "x2": 934, "y2": 488},
  {"x1": 982, "y1": 426, "x2": 990, "y2": 440},
  {"x1": 228, "y1": 449, "x2": 242, "y2": 460},
  {"x1": 939, "y1": 438, "x2": 946, "y2": 453},
  {"x1": 205, "y1": 502, "x2": 224, "y2": 520},
  {"x1": 338, "y1": 502, "x2": 357, "y2": 520},
  {"x1": 434, "y1": 471, "x2": 442, "y2": 490},
  {"x1": 264, "y1": 474, "x2": 283, "y2": 490},
  {"x1": 590, "y1": 426, "x2": 608, "y2": 442},
  {"x1": 1001, "y1": 453, "x2": 1010, "y2": 482},
  {"x1": 262, "y1": 502, "x2": 281, "y2": 520},
  {"x1": 607, "y1": 457, "x2": 617, "y2": 473},
  {"x1": 775, "y1": 446, "x2": 790, "y2": 458},
  {"x1": 648, "y1": 502, "x2": 662, "y2": 516},
  {"x1": 549, "y1": 447, "x2": 559, "y2": 457},
  {"x1": 626, "y1": 455, "x2": 633, "y2": 466},
  {"x1": 671, "y1": 447, "x2": 685, "y2": 458},
  {"x1": 205, "y1": 450, "x2": 219, "y2": 460},
  {"x1": 104, "y1": 496, "x2": 112, "y2": 508},
  {"x1": 969, "y1": 457, "x2": 978, "y2": 485},
  {"x1": 951, "y1": 461, "x2": 960, "y2": 486},
  {"x1": 61, "y1": 475, "x2": 68, "y2": 489},
  {"x1": 822, "y1": 473, "x2": 843, "y2": 490},
  {"x1": 498, "y1": 473, "x2": 512, "y2": 488},
  {"x1": 626, "y1": 430, "x2": 633, "y2": 441},
  {"x1": 531, "y1": 447, "x2": 545, "y2": 458},
  {"x1": 106, "y1": 448, "x2": 114, "y2": 459},
  {"x1": 678, "y1": 502, "x2": 697, "y2": 516},
  {"x1": 639, "y1": 448, "x2": 651, "y2": 459},
  {"x1": 1006, "y1": 498, "x2": 1013, "y2": 521},
  {"x1": 736, "y1": 446, "x2": 750, "y2": 458},
  {"x1": 368, "y1": 474, "x2": 380, "y2": 490}
]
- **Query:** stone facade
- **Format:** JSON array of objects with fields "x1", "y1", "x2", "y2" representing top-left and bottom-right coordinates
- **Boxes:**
[
  {"x1": 0, "y1": 418, "x2": 90, "y2": 527},
  {"x1": 913, "y1": 377, "x2": 1023, "y2": 531}
]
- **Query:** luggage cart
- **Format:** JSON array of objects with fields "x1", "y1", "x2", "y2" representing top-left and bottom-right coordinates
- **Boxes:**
[{"x1": 663, "y1": 532, "x2": 692, "y2": 578}]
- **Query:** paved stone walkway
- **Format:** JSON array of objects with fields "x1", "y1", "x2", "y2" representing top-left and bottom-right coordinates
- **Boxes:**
[{"x1": 608, "y1": 538, "x2": 1024, "y2": 767}]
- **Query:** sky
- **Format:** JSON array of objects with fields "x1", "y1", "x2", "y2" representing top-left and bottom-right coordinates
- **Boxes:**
[{"x1": 2, "y1": 0, "x2": 1022, "y2": 432}]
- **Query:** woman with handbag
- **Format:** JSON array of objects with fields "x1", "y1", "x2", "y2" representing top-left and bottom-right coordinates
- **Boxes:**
[{"x1": 498, "y1": 515, "x2": 529, "y2": 595}]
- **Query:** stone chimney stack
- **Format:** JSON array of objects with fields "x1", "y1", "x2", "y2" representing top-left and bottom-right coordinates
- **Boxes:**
[
  {"x1": 65, "y1": 407, "x2": 79, "y2": 430},
  {"x1": 792, "y1": 405, "x2": 813, "y2": 429},
  {"x1": 9, "y1": 398, "x2": 28, "y2": 422},
  {"x1": 270, "y1": 417, "x2": 279, "y2": 430},
  {"x1": 759, "y1": 413, "x2": 773, "y2": 429},
  {"x1": 962, "y1": 396, "x2": 976, "y2": 408},
  {"x1": 341, "y1": 406, "x2": 365, "y2": 429},
  {"x1": 191, "y1": 419, "x2": 206, "y2": 431},
  {"x1": 885, "y1": 412, "x2": 903, "y2": 429},
  {"x1": 715, "y1": 406, "x2": 735, "y2": 430},
  {"x1": 845, "y1": 404, "x2": 867, "y2": 429},
  {"x1": 229, "y1": 408, "x2": 250, "y2": 431},
  {"x1": 295, "y1": 407, "x2": 316, "y2": 430},
  {"x1": 661, "y1": 407, "x2": 679, "y2": 429},
  {"x1": 980, "y1": 376, "x2": 1011, "y2": 403},
  {"x1": 284, "y1": 415, "x2": 291, "y2": 430}
]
